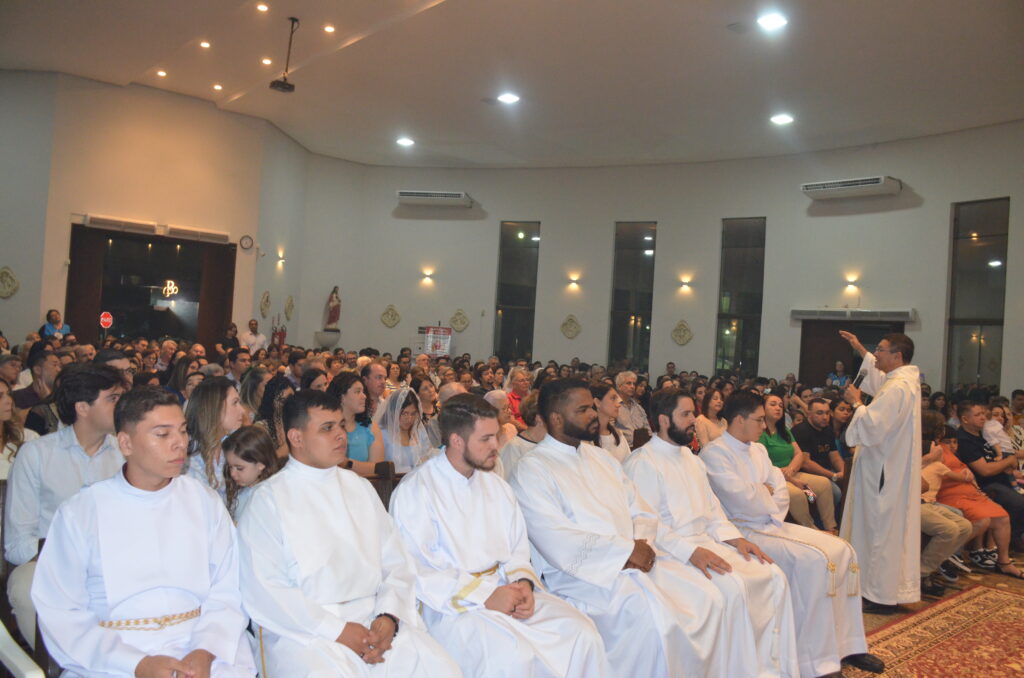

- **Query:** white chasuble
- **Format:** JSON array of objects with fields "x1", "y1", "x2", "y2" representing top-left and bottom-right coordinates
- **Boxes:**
[
  {"x1": 626, "y1": 435, "x2": 799, "y2": 677},
  {"x1": 390, "y1": 453, "x2": 610, "y2": 678},
  {"x1": 508, "y1": 435, "x2": 753, "y2": 678},
  {"x1": 702, "y1": 433, "x2": 868, "y2": 678},
  {"x1": 237, "y1": 458, "x2": 460, "y2": 678},
  {"x1": 31, "y1": 471, "x2": 255, "y2": 677},
  {"x1": 841, "y1": 353, "x2": 922, "y2": 605}
]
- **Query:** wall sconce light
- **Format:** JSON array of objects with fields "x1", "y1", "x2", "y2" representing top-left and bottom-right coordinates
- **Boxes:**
[
  {"x1": 679, "y1": 275, "x2": 693, "y2": 291},
  {"x1": 276, "y1": 248, "x2": 286, "y2": 267},
  {"x1": 568, "y1": 273, "x2": 581, "y2": 289},
  {"x1": 422, "y1": 267, "x2": 435, "y2": 285},
  {"x1": 844, "y1": 273, "x2": 859, "y2": 292}
]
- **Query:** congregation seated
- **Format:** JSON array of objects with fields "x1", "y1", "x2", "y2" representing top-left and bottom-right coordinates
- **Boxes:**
[
  {"x1": 791, "y1": 397, "x2": 846, "y2": 508},
  {"x1": 378, "y1": 387, "x2": 431, "y2": 473},
  {"x1": 326, "y1": 372, "x2": 385, "y2": 477}
]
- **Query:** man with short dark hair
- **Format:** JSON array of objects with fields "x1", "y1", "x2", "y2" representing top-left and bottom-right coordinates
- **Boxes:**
[
  {"x1": 93, "y1": 348, "x2": 135, "y2": 388},
  {"x1": 509, "y1": 378, "x2": 752, "y2": 677},
  {"x1": 13, "y1": 348, "x2": 60, "y2": 411},
  {"x1": 625, "y1": 388, "x2": 798, "y2": 676},
  {"x1": 237, "y1": 390, "x2": 459, "y2": 676},
  {"x1": 360, "y1": 360, "x2": 388, "y2": 421},
  {"x1": 391, "y1": 394, "x2": 610, "y2": 677},
  {"x1": 5, "y1": 364, "x2": 125, "y2": 647},
  {"x1": 285, "y1": 349, "x2": 306, "y2": 389},
  {"x1": 239, "y1": 318, "x2": 267, "y2": 354},
  {"x1": 226, "y1": 348, "x2": 252, "y2": 385},
  {"x1": 793, "y1": 397, "x2": 845, "y2": 507},
  {"x1": 31, "y1": 386, "x2": 256, "y2": 676},
  {"x1": 701, "y1": 390, "x2": 879, "y2": 677},
  {"x1": 39, "y1": 309, "x2": 71, "y2": 340}
]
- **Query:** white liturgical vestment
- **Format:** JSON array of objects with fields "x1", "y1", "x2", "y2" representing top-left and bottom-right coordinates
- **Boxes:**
[
  {"x1": 509, "y1": 435, "x2": 758, "y2": 678},
  {"x1": 701, "y1": 432, "x2": 868, "y2": 678},
  {"x1": 498, "y1": 434, "x2": 537, "y2": 480},
  {"x1": 390, "y1": 453, "x2": 610, "y2": 678},
  {"x1": 625, "y1": 435, "x2": 799, "y2": 677},
  {"x1": 31, "y1": 471, "x2": 255, "y2": 677},
  {"x1": 237, "y1": 458, "x2": 460, "y2": 678},
  {"x1": 842, "y1": 353, "x2": 922, "y2": 605}
]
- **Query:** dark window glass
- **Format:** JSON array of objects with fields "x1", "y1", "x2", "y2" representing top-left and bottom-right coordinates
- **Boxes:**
[
  {"x1": 715, "y1": 218, "x2": 765, "y2": 375},
  {"x1": 494, "y1": 222, "x2": 540, "y2": 361},
  {"x1": 608, "y1": 222, "x2": 656, "y2": 371}
]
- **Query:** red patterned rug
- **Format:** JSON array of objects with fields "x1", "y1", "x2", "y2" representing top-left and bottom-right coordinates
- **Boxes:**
[{"x1": 846, "y1": 585, "x2": 1024, "y2": 677}]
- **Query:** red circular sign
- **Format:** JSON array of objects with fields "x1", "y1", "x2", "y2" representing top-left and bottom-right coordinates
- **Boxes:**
[{"x1": 99, "y1": 311, "x2": 113, "y2": 329}]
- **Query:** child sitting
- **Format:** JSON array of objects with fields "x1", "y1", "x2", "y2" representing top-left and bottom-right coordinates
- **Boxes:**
[{"x1": 223, "y1": 425, "x2": 282, "y2": 520}]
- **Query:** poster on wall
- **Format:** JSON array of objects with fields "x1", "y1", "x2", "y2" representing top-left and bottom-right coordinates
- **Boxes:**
[{"x1": 423, "y1": 326, "x2": 452, "y2": 357}]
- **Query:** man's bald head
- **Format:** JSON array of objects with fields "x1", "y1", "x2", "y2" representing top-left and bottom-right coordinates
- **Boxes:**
[{"x1": 438, "y1": 382, "x2": 467, "y2": 405}]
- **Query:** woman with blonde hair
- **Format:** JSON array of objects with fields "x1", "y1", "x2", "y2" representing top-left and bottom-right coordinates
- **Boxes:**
[{"x1": 185, "y1": 376, "x2": 246, "y2": 502}]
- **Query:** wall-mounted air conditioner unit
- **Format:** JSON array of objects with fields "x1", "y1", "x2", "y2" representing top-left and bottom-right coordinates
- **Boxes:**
[
  {"x1": 790, "y1": 308, "x2": 917, "y2": 322},
  {"x1": 397, "y1": 190, "x2": 474, "y2": 207},
  {"x1": 800, "y1": 176, "x2": 902, "y2": 200}
]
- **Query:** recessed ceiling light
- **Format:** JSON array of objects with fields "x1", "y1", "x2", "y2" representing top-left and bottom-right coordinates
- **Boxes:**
[
  {"x1": 531, "y1": 236, "x2": 541, "y2": 242},
  {"x1": 213, "y1": 84, "x2": 223, "y2": 91},
  {"x1": 988, "y1": 260, "x2": 1003, "y2": 268},
  {"x1": 261, "y1": 57, "x2": 273, "y2": 65},
  {"x1": 497, "y1": 92, "x2": 520, "y2": 104},
  {"x1": 517, "y1": 232, "x2": 525, "y2": 239},
  {"x1": 156, "y1": 70, "x2": 167, "y2": 77},
  {"x1": 644, "y1": 249, "x2": 654, "y2": 256},
  {"x1": 770, "y1": 113, "x2": 794, "y2": 125},
  {"x1": 643, "y1": 235, "x2": 653, "y2": 241},
  {"x1": 396, "y1": 137, "x2": 415, "y2": 146},
  {"x1": 256, "y1": 3, "x2": 269, "y2": 12},
  {"x1": 323, "y1": 24, "x2": 336, "y2": 33},
  {"x1": 200, "y1": 41, "x2": 211, "y2": 49},
  {"x1": 757, "y1": 12, "x2": 788, "y2": 31}
]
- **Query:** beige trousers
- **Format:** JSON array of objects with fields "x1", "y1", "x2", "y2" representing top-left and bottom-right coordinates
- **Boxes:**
[
  {"x1": 6, "y1": 560, "x2": 36, "y2": 649},
  {"x1": 786, "y1": 473, "x2": 837, "y2": 530}
]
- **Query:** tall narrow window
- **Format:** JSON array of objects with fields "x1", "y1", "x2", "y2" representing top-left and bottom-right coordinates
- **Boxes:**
[
  {"x1": 715, "y1": 217, "x2": 765, "y2": 376},
  {"x1": 608, "y1": 222, "x2": 656, "y2": 371},
  {"x1": 946, "y1": 198, "x2": 1008, "y2": 390},
  {"x1": 494, "y1": 221, "x2": 540, "y2": 361}
]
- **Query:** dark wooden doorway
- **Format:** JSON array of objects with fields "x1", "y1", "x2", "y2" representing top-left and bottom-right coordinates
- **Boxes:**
[{"x1": 798, "y1": 320, "x2": 905, "y2": 386}]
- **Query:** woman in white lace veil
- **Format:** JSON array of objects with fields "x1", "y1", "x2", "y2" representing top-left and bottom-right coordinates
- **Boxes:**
[{"x1": 379, "y1": 386, "x2": 432, "y2": 472}]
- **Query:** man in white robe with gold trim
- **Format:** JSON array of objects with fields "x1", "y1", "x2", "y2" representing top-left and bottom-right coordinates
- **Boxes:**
[
  {"x1": 625, "y1": 388, "x2": 799, "y2": 677},
  {"x1": 509, "y1": 378, "x2": 759, "y2": 678},
  {"x1": 701, "y1": 390, "x2": 883, "y2": 677},
  {"x1": 31, "y1": 387, "x2": 255, "y2": 678},
  {"x1": 390, "y1": 393, "x2": 610, "y2": 678},
  {"x1": 237, "y1": 390, "x2": 460, "y2": 677}
]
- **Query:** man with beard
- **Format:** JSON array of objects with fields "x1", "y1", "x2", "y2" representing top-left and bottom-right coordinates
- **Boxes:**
[
  {"x1": 624, "y1": 388, "x2": 799, "y2": 677},
  {"x1": 390, "y1": 394, "x2": 610, "y2": 677},
  {"x1": 508, "y1": 378, "x2": 759, "y2": 678}
]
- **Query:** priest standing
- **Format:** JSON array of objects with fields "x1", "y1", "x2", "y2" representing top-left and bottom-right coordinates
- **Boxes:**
[
  {"x1": 508, "y1": 378, "x2": 759, "y2": 678},
  {"x1": 839, "y1": 331, "x2": 922, "y2": 613},
  {"x1": 390, "y1": 394, "x2": 610, "y2": 678},
  {"x1": 237, "y1": 390, "x2": 460, "y2": 677},
  {"x1": 625, "y1": 388, "x2": 799, "y2": 677}
]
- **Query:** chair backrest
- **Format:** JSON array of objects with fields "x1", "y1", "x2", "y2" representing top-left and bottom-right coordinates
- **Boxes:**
[{"x1": 366, "y1": 462, "x2": 402, "y2": 509}]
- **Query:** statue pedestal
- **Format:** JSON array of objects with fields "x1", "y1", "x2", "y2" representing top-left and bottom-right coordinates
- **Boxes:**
[{"x1": 314, "y1": 329, "x2": 341, "y2": 349}]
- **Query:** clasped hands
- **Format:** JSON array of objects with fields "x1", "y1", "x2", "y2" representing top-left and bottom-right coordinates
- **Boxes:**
[
  {"x1": 623, "y1": 539, "x2": 656, "y2": 572},
  {"x1": 484, "y1": 580, "x2": 536, "y2": 619},
  {"x1": 135, "y1": 649, "x2": 213, "y2": 678},
  {"x1": 336, "y1": 615, "x2": 397, "y2": 664}
]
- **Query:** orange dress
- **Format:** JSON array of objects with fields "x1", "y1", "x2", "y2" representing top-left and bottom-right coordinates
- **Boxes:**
[{"x1": 935, "y1": 445, "x2": 1008, "y2": 521}]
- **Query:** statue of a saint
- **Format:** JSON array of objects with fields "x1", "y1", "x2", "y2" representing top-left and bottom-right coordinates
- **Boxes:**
[{"x1": 324, "y1": 286, "x2": 341, "y2": 330}]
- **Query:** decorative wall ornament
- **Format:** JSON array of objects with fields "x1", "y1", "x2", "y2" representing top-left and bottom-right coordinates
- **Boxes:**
[
  {"x1": 0, "y1": 267, "x2": 20, "y2": 299},
  {"x1": 560, "y1": 314, "x2": 581, "y2": 339},
  {"x1": 284, "y1": 295, "x2": 295, "y2": 321},
  {"x1": 259, "y1": 291, "x2": 271, "y2": 318},
  {"x1": 450, "y1": 309, "x2": 469, "y2": 333},
  {"x1": 671, "y1": 319, "x2": 694, "y2": 346},
  {"x1": 380, "y1": 304, "x2": 401, "y2": 328}
]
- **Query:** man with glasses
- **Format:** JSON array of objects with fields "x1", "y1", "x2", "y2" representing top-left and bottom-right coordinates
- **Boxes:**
[
  {"x1": 94, "y1": 348, "x2": 135, "y2": 388},
  {"x1": 839, "y1": 331, "x2": 922, "y2": 615}
]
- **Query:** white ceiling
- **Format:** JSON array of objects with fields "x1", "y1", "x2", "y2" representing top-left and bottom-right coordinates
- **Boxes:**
[{"x1": 2, "y1": 0, "x2": 1023, "y2": 168}]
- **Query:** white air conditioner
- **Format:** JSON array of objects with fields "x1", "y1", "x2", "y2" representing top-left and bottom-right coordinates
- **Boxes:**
[
  {"x1": 790, "y1": 308, "x2": 917, "y2": 322},
  {"x1": 397, "y1": 190, "x2": 474, "y2": 207},
  {"x1": 166, "y1": 225, "x2": 231, "y2": 244},
  {"x1": 800, "y1": 176, "x2": 902, "y2": 200}
]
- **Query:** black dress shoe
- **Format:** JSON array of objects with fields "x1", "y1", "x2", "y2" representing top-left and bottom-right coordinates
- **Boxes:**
[
  {"x1": 921, "y1": 577, "x2": 946, "y2": 597},
  {"x1": 816, "y1": 672, "x2": 845, "y2": 678},
  {"x1": 861, "y1": 598, "x2": 898, "y2": 614},
  {"x1": 843, "y1": 652, "x2": 885, "y2": 673}
]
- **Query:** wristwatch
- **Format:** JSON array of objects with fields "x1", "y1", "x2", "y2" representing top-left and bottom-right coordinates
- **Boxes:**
[
  {"x1": 344, "y1": 460, "x2": 354, "y2": 469},
  {"x1": 831, "y1": 473, "x2": 839, "y2": 482},
  {"x1": 852, "y1": 401, "x2": 864, "y2": 410}
]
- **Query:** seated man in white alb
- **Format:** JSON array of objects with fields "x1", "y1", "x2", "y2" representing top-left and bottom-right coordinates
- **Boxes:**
[
  {"x1": 625, "y1": 387, "x2": 799, "y2": 677},
  {"x1": 31, "y1": 386, "x2": 256, "y2": 677},
  {"x1": 5, "y1": 363, "x2": 126, "y2": 647},
  {"x1": 700, "y1": 390, "x2": 883, "y2": 677},
  {"x1": 390, "y1": 394, "x2": 610, "y2": 678},
  {"x1": 237, "y1": 389, "x2": 460, "y2": 677},
  {"x1": 508, "y1": 378, "x2": 759, "y2": 678}
]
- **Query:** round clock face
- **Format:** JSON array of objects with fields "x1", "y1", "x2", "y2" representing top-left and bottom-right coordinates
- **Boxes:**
[{"x1": 239, "y1": 235, "x2": 254, "y2": 250}]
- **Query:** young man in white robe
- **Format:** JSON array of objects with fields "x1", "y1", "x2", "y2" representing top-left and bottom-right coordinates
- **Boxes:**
[
  {"x1": 839, "y1": 331, "x2": 922, "y2": 613},
  {"x1": 390, "y1": 393, "x2": 610, "y2": 677},
  {"x1": 30, "y1": 386, "x2": 256, "y2": 678},
  {"x1": 701, "y1": 390, "x2": 884, "y2": 677},
  {"x1": 625, "y1": 388, "x2": 799, "y2": 677},
  {"x1": 508, "y1": 378, "x2": 759, "y2": 678},
  {"x1": 236, "y1": 389, "x2": 460, "y2": 678}
]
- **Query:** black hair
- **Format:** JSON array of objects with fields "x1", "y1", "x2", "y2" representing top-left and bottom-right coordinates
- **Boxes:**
[
  {"x1": 882, "y1": 333, "x2": 915, "y2": 364},
  {"x1": 93, "y1": 348, "x2": 127, "y2": 366},
  {"x1": 807, "y1": 397, "x2": 829, "y2": 410},
  {"x1": 326, "y1": 371, "x2": 370, "y2": 425},
  {"x1": 113, "y1": 385, "x2": 179, "y2": 433},
  {"x1": 538, "y1": 378, "x2": 590, "y2": 424},
  {"x1": 650, "y1": 387, "x2": 693, "y2": 433},
  {"x1": 721, "y1": 390, "x2": 765, "y2": 425},
  {"x1": 439, "y1": 393, "x2": 498, "y2": 448},
  {"x1": 55, "y1": 363, "x2": 123, "y2": 425},
  {"x1": 282, "y1": 389, "x2": 341, "y2": 439},
  {"x1": 300, "y1": 367, "x2": 328, "y2": 391},
  {"x1": 227, "y1": 347, "x2": 251, "y2": 364}
]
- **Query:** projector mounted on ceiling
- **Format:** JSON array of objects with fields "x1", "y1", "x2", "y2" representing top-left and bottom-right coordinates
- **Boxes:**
[
  {"x1": 800, "y1": 175, "x2": 902, "y2": 200},
  {"x1": 269, "y1": 17, "x2": 299, "y2": 94}
]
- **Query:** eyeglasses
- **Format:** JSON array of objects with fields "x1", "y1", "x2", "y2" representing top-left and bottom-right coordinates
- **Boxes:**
[
  {"x1": 873, "y1": 346, "x2": 897, "y2": 354},
  {"x1": 748, "y1": 416, "x2": 766, "y2": 424}
]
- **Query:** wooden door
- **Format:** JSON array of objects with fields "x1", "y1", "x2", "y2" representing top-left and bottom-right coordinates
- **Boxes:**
[{"x1": 798, "y1": 320, "x2": 905, "y2": 386}]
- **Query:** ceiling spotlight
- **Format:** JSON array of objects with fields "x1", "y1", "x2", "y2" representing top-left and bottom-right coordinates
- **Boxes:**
[
  {"x1": 396, "y1": 137, "x2": 415, "y2": 147},
  {"x1": 988, "y1": 260, "x2": 1003, "y2": 268},
  {"x1": 643, "y1": 249, "x2": 654, "y2": 256},
  {"x1": 213, "y1": 83, "x2": 223, "y2": 91},
  {"x1": 323, "y1": 24, "x2": 336, "y2": 33},
  {"x1": 497, "y1": 92, "x2": 520, "y2": 104},
  {"x1": 770, "y1": 113, "x2": 794, "y2": 125},
  {"x1": 256, "y1": 3, "x2": 269, "y2": 11},
  {"x1": 156, "y1": 70, "x2": 167, "y2": 77},
  {"x1": 517, "y1": 231, "x2": 525, "y2": 239},
  {"x1": 200, "y1": 40, "x2": 211, "y2": 49},
  {"x1": 261, "y1": 57, "x2": 273, "y2": 65},
  {"x1": 531, "y1": 236, "x2": 541, "y2": 242},
  {"x1": 757, "y1": 12, "x2": 788, "y2": 31},
  {"x1": 643, "y1": 235, "x2": 653, "y2": 241}
]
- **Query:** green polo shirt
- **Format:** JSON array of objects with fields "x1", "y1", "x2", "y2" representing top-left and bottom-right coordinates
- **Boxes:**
[{"x1": 759, "y1": 428, "x2": 795, "y2": 468}]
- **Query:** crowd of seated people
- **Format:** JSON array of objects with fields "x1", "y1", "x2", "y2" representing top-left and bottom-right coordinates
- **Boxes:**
[{"x1": 0, "y1": 311, "x2": 1022, "y2": 677}]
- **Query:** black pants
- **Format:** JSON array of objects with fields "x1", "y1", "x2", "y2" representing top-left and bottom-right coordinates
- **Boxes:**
[{"x1": 984, "y1": 482, "x2": 1024, "y2": 541}]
